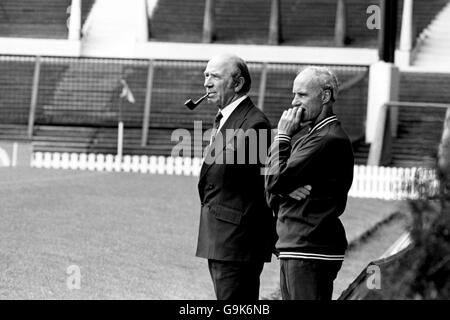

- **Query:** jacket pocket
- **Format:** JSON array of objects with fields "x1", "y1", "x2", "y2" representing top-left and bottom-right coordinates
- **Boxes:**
[{"x1": 211, "y1": 205, "x2": 242, "y2": 225}]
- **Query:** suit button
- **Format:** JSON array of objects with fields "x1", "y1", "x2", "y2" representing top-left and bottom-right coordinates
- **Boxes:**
[{"x1": 207, "y1": 184, "x2": 214, "y2": 190}]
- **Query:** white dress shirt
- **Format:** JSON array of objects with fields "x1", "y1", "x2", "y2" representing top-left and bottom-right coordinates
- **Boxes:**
[{"x1": 216, "y1": 95, "x2": 247, "y2": 131}]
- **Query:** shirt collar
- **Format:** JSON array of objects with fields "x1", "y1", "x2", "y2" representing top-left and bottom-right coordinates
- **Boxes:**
[{"x1": 217, "y1": 95, "x2": 247, "y2": 130}]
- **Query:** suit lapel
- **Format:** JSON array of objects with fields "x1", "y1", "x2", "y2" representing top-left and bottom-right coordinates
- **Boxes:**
[{"x1": 199, "y1": 98, "x2": 252, "y2": 181}]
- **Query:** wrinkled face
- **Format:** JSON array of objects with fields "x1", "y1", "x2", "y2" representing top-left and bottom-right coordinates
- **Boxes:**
[
  {"x1": 203, "y1": 56, "x2": 238, "y2": 109},
  {"x1": 291, "y1": 70, "x2": 324, "y2": 123}
]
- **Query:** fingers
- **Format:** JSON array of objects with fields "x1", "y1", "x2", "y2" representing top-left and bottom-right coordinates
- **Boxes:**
[
  {"x1": 287, "y1": 107, "x2": 297, "y2": 118},
  {"x1": 282, "y1": 107, "x2": 302, "y2": 120},
  {"x1": 278, "y1": 107, "x2": 304, "y2": 136},
  {"x1": 288, "y1": 185, "x2": 312, "y2": 201},
  {"x1": 289, "y1": 191, "x2": 305, "y2": 201},
  {"x1": 296, "y1": 186, "x2": 311, "y2": 197}
]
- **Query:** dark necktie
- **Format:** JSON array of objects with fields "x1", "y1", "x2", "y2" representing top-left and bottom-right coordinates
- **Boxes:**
[
  {"x1": 210, "y1": 111, "x2": 223, "y2": 145},
  {"x1": 213, "y1": 111, "x2": 223, "y2": 130}
]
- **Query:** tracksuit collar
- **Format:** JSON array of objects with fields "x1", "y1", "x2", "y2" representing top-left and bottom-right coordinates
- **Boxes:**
[{"x1": 308, "y1": 115, "x2": 338, "y2": 135}]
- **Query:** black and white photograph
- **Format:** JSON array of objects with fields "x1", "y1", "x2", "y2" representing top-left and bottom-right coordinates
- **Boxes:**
[{"x1": 0, "y1": 0, "x2": 449, "y2": 313}]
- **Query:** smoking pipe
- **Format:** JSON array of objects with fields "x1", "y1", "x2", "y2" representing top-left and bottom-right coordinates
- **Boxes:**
[{"x1": 184, "y1": 93, "x2": 209, "y2": 110}]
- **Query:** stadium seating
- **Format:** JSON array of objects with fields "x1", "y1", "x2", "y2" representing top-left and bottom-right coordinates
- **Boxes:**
[
  {"x1": 399, "y1": 72, "x2": 450, "y2": 105},
  {"x1": 389, "y1": 105, "x2": 446, "y2": 167},
  {"x1": 0, "y1": 0, "x2": 71, "y2": 39},
  {"x1": 351, "y1": 138, "x2": 370, "y2": 165},
  {"x1": 0, "y1": 57, "x2": 34, "y2": 125},
  {"x1": 282, "y1": 0, "x2": 449, "y2": 48},
  {"x1": 337, "y1": 70, "x2": 450, "y2": 168},
  {"x1": 148, "y1": 0, "x2": 205, "y2": 43},
  {"x1": 1, "y1": 1, "x2": 449, "y2": 168},
  {"x1": 35, "y1": 59, "x2": 142, "y2": 127},
  {"x1": 148, "y1": 0, "x2": 449, "y2": 47},
  {"x1": 81, "y1": 0, "x2": 95, "y2": 28},
  {"x1": 0, "y1": 56, "x2": 369, "y2": 157},
  {"x1": 31, "y1": 126, "x2": 208, "y2": 157},
  {"x1": 412, "y1": 0, "x2": 450, "y2": 42},
  {"x1": 385, "y1": 72, "x2": 450, "y2": 167},
  {"x1": 281, "y1": 0, "x2": 378, "y2": 47},
  {"x1": 0, "y1": 0, "x2": 95, "y2": 39},
  {"x1": 213, "y1": 0, "x2": 271, "y2": 44},
  {"x1": 0, "y1": 124, "x2": 28, "y2": 141}
]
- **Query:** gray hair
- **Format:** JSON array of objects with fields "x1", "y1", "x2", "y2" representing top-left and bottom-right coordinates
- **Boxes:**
[
  {"x1": 231, "y1": 57, "x2": 251, "y2": 94},
  {"x1": 299, "y1": 66, "x2": 339, "y2": 102}
]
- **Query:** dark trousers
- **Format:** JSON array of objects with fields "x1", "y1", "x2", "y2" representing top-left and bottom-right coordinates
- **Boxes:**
[
  {"x1": 208, "y1": 259, "x2": 264, "y2": 300},
  {"x1": 280, "y1": 258, "x2": 343, "y2": 300}
]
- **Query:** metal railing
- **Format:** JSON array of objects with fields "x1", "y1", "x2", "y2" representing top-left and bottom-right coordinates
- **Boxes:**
[{"x1": 0, "y1": 54, "x2": 369, "y2": 149}]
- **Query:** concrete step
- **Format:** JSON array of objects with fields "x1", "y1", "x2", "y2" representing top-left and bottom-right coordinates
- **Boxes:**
[
  {"x1": 411, "y1": 60, "x2": 450, "y2": 69},
  {"x1": 413, "y1": 55, "x2": 450, "y2": 61},
  {"x1": 419, "y1": 39, "x2": 450, "y2": 47},
  {"x1": 414, "y1": 46, "x2": 450, "y2": 54},
  {"x1": 81, "y1": 0, "x2": 147, "y2": 56},
  {"x1": 413, "y1": 1, "x2": 450, "y2": 68},
  {"x1": 425, "y1": 24, "x2": 450, "y2": 33},
  {"x1": 411, "y1": 62, "x2": 450, "y2": 68},
  {"x1": 421, "y1": 33, "x2": 450, "y2": 42}
]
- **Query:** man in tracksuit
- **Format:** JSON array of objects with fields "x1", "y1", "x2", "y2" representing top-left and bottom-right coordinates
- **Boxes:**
[{"x1": 265, "y1": 66, "x2": 354, "y2": 300}]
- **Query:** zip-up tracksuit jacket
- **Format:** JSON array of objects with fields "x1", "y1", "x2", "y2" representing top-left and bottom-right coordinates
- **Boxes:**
[{"x1": 265, "y1": 115, "x2": 354, "y2": 261}]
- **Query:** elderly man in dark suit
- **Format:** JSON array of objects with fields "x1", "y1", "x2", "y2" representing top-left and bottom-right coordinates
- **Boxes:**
[{"x1": 195, "y1": 53, "x2": 276, "y2": 300}]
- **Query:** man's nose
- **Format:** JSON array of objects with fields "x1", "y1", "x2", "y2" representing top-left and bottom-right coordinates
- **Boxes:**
[
  {"x1": 204, "y1": 77, "x2": 212, "y2": 88},
  {"x1": 292, "y1": 97, "x2": 300, "y2": 107}
]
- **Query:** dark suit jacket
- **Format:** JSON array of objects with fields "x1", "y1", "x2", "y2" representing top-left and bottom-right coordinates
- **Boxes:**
[{"x1": 196, "y1": 97, "x2": 276, "y2": 263}]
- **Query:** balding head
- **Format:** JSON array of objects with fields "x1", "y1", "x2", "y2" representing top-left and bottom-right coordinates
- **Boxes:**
[
  {"x1": 297, "y1": 66, "x2": 339, "y2": 102},
  {"x1": 204, "y1": 53, "x2": 251, "y2": 109},
  {"x1": 291, "y1": 66, "x2": 339, "y2": 124},
  {"x1": 206, "y1": 53, "x2": 251, "y2": 94}
]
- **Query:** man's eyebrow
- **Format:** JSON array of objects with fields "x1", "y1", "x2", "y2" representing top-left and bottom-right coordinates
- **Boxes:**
[{"x1": 204, "y1": 71, "x2": 219, "y2": 76}]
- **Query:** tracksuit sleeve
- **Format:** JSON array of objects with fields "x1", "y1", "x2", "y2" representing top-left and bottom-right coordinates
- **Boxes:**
[{"x1": 265, "y1": 133, "x2": 325, "y2": 196}]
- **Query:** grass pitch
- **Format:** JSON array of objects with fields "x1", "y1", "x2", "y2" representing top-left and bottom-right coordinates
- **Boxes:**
[{"x1": 0, "y1": 167, "x2": 406, "y2": 299}]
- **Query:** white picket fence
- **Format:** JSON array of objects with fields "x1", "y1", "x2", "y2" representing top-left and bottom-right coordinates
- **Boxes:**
[
  {"x1": 30, "y1": 152, "x2": 440, "y2": 200},
  {"x1": 31, "y1": 152, "x2": 203, "y2": 176},
  {"x1": 349, "y1": 165, "x2": 439, "y2": 200}
]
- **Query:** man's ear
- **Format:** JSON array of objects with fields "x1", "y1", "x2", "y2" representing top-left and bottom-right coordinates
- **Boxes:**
[
  {"x1": 322, "y1": 89, "x2": 332, "y2": 104},
  {"x1": 234, "y1": 76, "x2": 245, "y2": 93}
]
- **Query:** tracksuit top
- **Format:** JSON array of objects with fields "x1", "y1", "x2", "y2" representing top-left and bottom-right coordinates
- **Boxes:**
[{"x1": 265, "y1": 115, "x2": 354, "y2": 261}]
